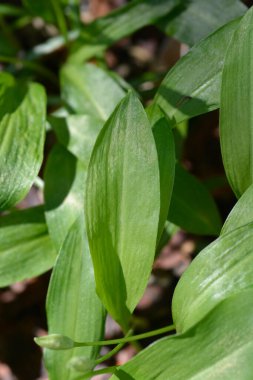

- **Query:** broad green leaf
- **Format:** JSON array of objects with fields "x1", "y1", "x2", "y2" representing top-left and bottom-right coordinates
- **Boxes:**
[
  {"x1": 49, "y1": 115, "x2": 103, "y2": 165},
  {"x1": 69, "y1": 0, "x2": 181, "y2": 62},
  {"x1": 168, "y1": 164, "x2": 222, "y2": 235},
  {"x1": 0, "y1": 75, "x2": 46, "y2": 210},
  {"x1": 61, "y1": 63, "x2": 125, "y2": 120},
  {"x1": 160, "y1": 0, "x2": 246, "y2": 46},
  {"x1": 148, "y1": 105, "x2": 175, "y2": 242},
  {"x1": 111, "y1": 289, "x2": 253, "y2": 380},
  {"x1": 154, "y1": 18, "x2": 241, "y2": 126},
  {"x1": 222, "y1": 185, "x2": 253, "y2": 235},
  {"x1": 45, "y1": 215, "x2": 105, "y2": 380},
  {"x1": 220, "y1": 7, "x2": 253, "y2": 198},
  {"x1": 44, "y1": 144, "x2": 85, "y2": 251},
  {"x1": 172, "y1": 222, "x2": 253, "y2": 332},
  {"x1": 85, "y1": 92, "x2": 160, "y2": 329},
  {"x1": 0, "y1": 206, "x2": 56, "y2": 287}
]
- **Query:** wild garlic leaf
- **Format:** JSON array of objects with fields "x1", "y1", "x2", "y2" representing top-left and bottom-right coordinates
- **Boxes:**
[
  {"x1": 220, "y1": 7, "x2": 253, "y2": 197},
  {"x1": 168, "y1": 164, "x2": 222, "y2": 236},
  {"x1": 85, "y1": 92, "x2": 160, "y2": 329},
  {"x1": 61, "y1": 63, "x2": 125, "y2": 120},
  {"x1": 45, "y1": 215, "x2": 105, "y2": 380},
  {"x1": 172, "y1": 222, "x2": 253, "y2": 332},
  {"x1": 111, "y1": 289, "x2": 253, "y2": 380},
  {"x1": 0, "y1": 73, "x2": 46, "y2": 210},
  {"x1": 0, "y1": 206, "x2": 56, "y2": 287},
  {"x1": 154, "y1": 18, "x2": 241, "y2": 126}
]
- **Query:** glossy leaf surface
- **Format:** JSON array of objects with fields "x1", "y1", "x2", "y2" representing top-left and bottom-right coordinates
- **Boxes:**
[
  {"x1": 222, "y1": 184, "x2": 253, "y2": 234},
  {"x1": 45, "y1": 216, "x2": 105, "y2": 380},
  {"x1": 61, "y1": 63, "x2": 125, "y2": 120},
  {"x1": 0, "y1": 74, "x2": 46, "y2": 210},
  {"x1": 220, "y1": 8, "x2": 253, "y2": 197},
  {"x1": 0, "y1": 206, "x2": 56, "y2": 287},
  {"x1": 160, "y1": 0, "x2": 246, "y2": 46},
  {"x1": 154, "y1": 18, "x2": 240, "y2": 126},
  {"x1": 168, "y1": 164, "x2": 221, "y2": 235},
  {"x1": 44, "y1": 144, "x2": 86, "y2": 251},
  {"x1": 111, "y1": 289, "x2": 253, "y2": 380},
  {"x1": 86, "y1": 93, "x2": 160, "y2": 329},
  {"x1": 172, "y1": 222, "x2": 253, "y2": 332}
]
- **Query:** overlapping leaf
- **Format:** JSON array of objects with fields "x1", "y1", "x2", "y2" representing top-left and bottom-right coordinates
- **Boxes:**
[
  {"x1": 168, "y1": 164, "x2": 222, "y2": 235},
  {"x1": 220, "y1": 7, "x2": 253, "y2": 198},
  {"x1": 60, "y1": 63, "x2": 125, "y2": 120},
  {"x1": 153, "y1": 18, "x2": 241, "y2": 126},
  {"x1": 85, "y1": 92, "x2": 160, "y2": 329},
  {"x1": 45, "y1": 215, "x2": 105, "y2": 380},
  {"x1": 160, "y1": 0, "x2": 246, "y2": 46},
  {"x1": 0, "y1": 206, "x2": 56, "y2": 287},
  {"x1": 0, "y1": 73, "x2": 46, "y2": 210},
  {"x1": 111, "y1": 289, "x2": 253, "y2": 380},
  {"x1": 172, "y1": 222, "x2": 253, "y2": 332}
]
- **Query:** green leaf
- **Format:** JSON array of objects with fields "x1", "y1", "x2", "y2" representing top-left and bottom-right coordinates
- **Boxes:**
[
  {"x1": 0, "y1": 206, "x2": 56, "y2": 287},
  {"x1": 85, "y1": 92, "x2": 160, "y2": 329},
  {"x1": 0, "y1": 4, "x2": 25, "y2": 16},
  {"x1": 45, "y1": 215, "x2": 105, "y2": 380},
  {"x1": 168, "y1": 164, "x2": 222, "y2": 235},
  {"x1": 148, "y1": 105, "x2": 175, "y2": 242},
  {"x1": 69, "y1": 0, "x2": 181, "y2": 62},
  {"x1": 220, "y1": 7, "x2": 253, "y2": 198},
  {"x1": 111, "y1": 289, "x2": 253, "y2": 380},
  {"x1": 49, "y1": 115, "x2": 103, "y2": 165},
  {"x1": 0, "y1": 74, "x2": 46, "y2": 210},
  {"x1": 61, "y1": 63, "x2": 125, "y2": 121},
  {"x1": 160, "y1": 0, "x2": 246, "y2": 46},
  {"x1": 222, "y1": 184, "x2": 253, "y2": 235},
  {"x1": 44, "y1": 144, "x2": 86, "y2": 251},
  {"x1": 22, "y1": 0, "x2": 55, "y2": 22},
  {"x1": 172, "y1": 222, "x2": 253, "y2": 332},
  {"x1": 154, "y1": 18, "x2": 241, "y2": 126}
]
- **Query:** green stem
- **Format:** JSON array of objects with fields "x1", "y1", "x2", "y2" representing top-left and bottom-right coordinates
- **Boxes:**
[
  {"x1": 95, "y1": 329, "x2": 133, "y2": 365},
  {"x1": 80, "y1": 366, "x2": 117, "y2": 379},
  {"x1": 0, "y1": 55, "x2": 58, "y2": 84},
  {"x1": 74, "y1": 325, "x2": 175, "y2": 348}
]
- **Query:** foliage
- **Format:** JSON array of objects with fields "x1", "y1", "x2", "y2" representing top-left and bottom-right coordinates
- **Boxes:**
[{"x1": 0, "y1": 0, "x2": 252, "y2": 379}]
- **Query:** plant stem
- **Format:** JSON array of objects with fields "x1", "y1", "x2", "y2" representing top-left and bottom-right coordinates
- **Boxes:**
[
  {"x1": 74, "y1": 324, "x2": 175, "y2": 348},
  {"x1": 95, "y1": 329, "x2": 133, "y2": 365},
  {"x1": 51, "y1": 0, "x2": 68, "y2": 43},
  {"x1": 80, "y1": 366, "x2": 118, "y2": 379}
]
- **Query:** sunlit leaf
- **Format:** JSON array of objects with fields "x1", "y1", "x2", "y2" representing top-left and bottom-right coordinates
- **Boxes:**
[
  {"x1": 111, "y1": 289, "x2": 253, "y2": 380},
  {"x1": 61, "y1": 63, "x2": 125, "y2": 120},
  {"x1": 220, "y1": 7, "x2": 253, "y2": 197},
  {"x1": 0, "y1": 73, "x2": 46, "y2": 210},
  {"x1": 172, "y1": 222, "x2": 253, "y2": 332},
  {"x1": 45, "y1": 215, "x2": 105, "y2": 380},
  {"x1": 154, "y1": 18, "x2": 241, "y2": 126},
  {"x1": 85, "y1": 92, "x2": 160, "y2": 329},
  {"x1": 0, "y1": 206, "x2": 56, "y2": 287}
]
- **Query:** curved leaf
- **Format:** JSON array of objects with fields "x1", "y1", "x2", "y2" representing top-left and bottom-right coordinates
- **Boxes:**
[
  {"x1": 222, "y1": 184, "x2": 253, "y2": 234},
  {"x1": 168, "y1": 164, "x2": 222, "y2": 235},
  {"x1": 111, "y1": 289, "x2": 253, "y2": 380},
  {"x1": 45, "y1": 215, "x2": 105, "y2": 380},
  {"x1": 220, "y1": 7, "x2": 253, "y2": 197},
  {"x1": 61, "y1": 63, "x2": 125, "y2": 120},
  {"x1": 0, "y1": 75, "x2": 46, "y2": 210},
  {"x1": 154, "y1": 18, "x2": 241, "y2": 126},
  {"x1": 85, "y1": 92, "x2": 160, "y2": 329},
  {"x1": 172, "y1": 222, "x2": 253, "y2": 332},
  {"x1": 0, "y1": 206, "x2": 56, "y2": 287}
]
